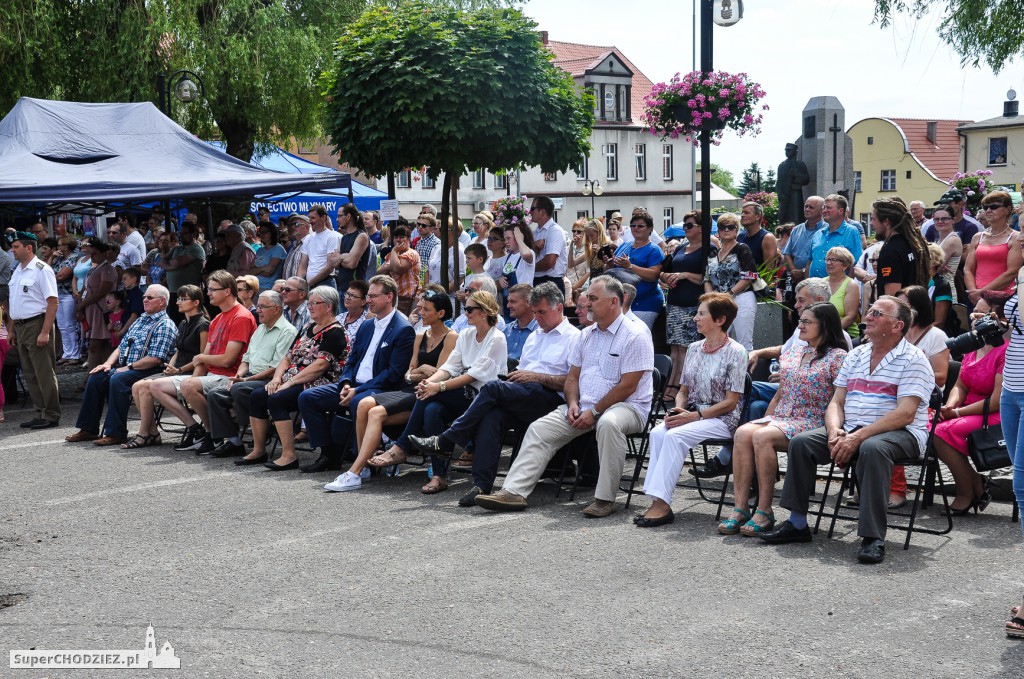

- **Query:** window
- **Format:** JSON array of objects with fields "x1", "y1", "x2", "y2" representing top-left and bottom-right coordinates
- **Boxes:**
[
  {"x1": 867, "y1": 136, "x2": 874, "y2": 145},
  {"x1": 906, "y1": 170, "x2": 912, "y2": 179},
  {"x1": 603, "y1": 143, "x2": 618, "y2": 181},
  {"x1": 396, "y1": 169, "x2": 411, "y2": 188},
  {"x1": 662, "y1": 144, "x2": 673, "y2": 180},
  {"x1": 854, "y1": 171, "x2": 862, "y2": 193},
  {"x1": 493, "y1": 172, "x2": 506, "y2": 190},
  {"x1": 472, "y1": 169, "x2": 485, "y2": 189},
  {"x1": 543, "y1": 172, "x2": 557, "y2": 182},
  {"x1": 576, "y1": 153, "x2": 588, "y2": 179},
  {"x1": 603, "y1": 90, "x2": 615, "y2": 118},
  {"x1": 634, "y1": 143, "x2": 647, "y2": 180},
  {"x1": 989, "y1": 137, "x2": 1008, "y2": 166},
  {"x1": 576, "y1": 210, "x2": 589, "y2": 220},
  {"x1": 422, "y1": 171, "x2": 435, "y2": 189},
  {"x1": 880, "y1": 169, "x2": 896, "y2": 192},
  {"x1": 663, "y1": 207, "x2": 674, "y2": 228}
]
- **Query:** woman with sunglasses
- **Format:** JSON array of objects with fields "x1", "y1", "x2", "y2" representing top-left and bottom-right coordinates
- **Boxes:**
[
  {"x1": 369, "y1": 290, "x2": 507, "y2": 494},
  {"x1": 122, "y1": 285, "x2": 210, "y2": 449},
  {"x1": 704, "y1": 212, "x2": 757, "y2": 350},
  {"x1": 965, "y1": 191, "x2": 1022, "y2": 306},
  {"x1": 566, "y1": 219, "x2": 591, "y2": 304},
  {"x1": 604, "y1": 211, "x2": 664, "y2": 329},
  {"x1": 930, "y1": 205, "x2": 961, "y2": 303},
  {"x1": 659, "y1": 211, "x2": 707, "y2": 402},
  {"x1": 483, "y1": 226, "x2": 507, "y2": 281},
  {"x1": 331, "y1": 287, "x2": 457, "y2": 492},
  {"x1": 235, "y1": 275, "x2": 260, "y2": 321}
]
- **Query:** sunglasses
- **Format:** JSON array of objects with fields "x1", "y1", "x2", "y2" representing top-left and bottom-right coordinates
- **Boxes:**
[
  {"x1": 684, "y1": 222, "x2": 698, "y2": 228},
  {"x1": 982, "y1": 204, "x2": 1009, "y2": 211},
  {"x1": 464, "y1": 305, "x2": 481, "y2": 313},
  {"x1": 572, "y1": 230, "x2": 584, "y2": 234},
  {"x1": 718, "y1": 225, "x2": 738, "y2": 231},
  {"x1": 866, "y1": 308, "x2": 898, "y2": 319}
]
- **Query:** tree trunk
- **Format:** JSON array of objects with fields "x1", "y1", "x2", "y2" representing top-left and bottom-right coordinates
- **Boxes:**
[
  {"x1": 450, "y1": 175, "x2": 461, "y2": 315},
  {"x1": 438, "y1": 172, "x2": 452, "y2": 298},
  {"x1": 218, "y1": 113, "x2": 256, "y2": 162}
]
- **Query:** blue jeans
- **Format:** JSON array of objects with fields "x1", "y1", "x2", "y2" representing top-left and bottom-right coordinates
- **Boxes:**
[
  {"x1": 745, "y1": 381, "x2": 778, "y2": 421},
  {"x1": 1000, "y1": 387, "x2": 1024, "y2": 540},
  {"x1": 298, "y1": 381, "x2": 379, "y2": 458},
  {"x1": 394, "y1": 389, "x2": 472, "y2": 477},
  {"x1": 75, "y1": 367, "x2": 158, "y2": 438}
]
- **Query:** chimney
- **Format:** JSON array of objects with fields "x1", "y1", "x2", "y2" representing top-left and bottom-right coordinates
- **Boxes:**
[
  {"x1": 1004, "y1": 99, "x2": 1019, "y2": 118},
  {"x1": 540, "y1": 30, "x2": 549, "y2": 45}
]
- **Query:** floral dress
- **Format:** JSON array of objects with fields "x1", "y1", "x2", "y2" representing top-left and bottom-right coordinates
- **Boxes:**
[
  {"x1": 704, "y1": 243, "x2": 757, "y2": 293},
  {"x1": 280, "y1": 322, "x2": 347, "y2": 388},
  {"x1": 752, "y1": 345, "x2": 847, "y2": 438}
]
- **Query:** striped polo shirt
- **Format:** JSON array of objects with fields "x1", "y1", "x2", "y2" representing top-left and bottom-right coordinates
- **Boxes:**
[
  {"x1": 1002, "y1": 294, "x2": 1024, "y2": 393},
  {"x1": 834, "y1": 338, "x2": 934, "y2": 456}
]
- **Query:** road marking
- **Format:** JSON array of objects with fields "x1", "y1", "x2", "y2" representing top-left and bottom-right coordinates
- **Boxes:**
[
  {"x1": 44, "y1": 472, "x2": 235, "y2": 506},
  {"x1": 0, "y1": 439, "x2": 66, "y2": 451}
]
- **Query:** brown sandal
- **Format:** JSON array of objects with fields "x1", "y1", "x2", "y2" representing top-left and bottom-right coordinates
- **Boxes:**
[
  {"x1": 368, "y1": 447, "x2": 408, "y2": 468},
  {"x1": 421, "y1": 476, "x2": 449, "y2": 494}
]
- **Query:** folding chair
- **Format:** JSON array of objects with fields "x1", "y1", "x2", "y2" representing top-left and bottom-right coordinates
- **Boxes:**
[
  {"x1": 816, "y1": 387, "x2": 953, "y2": 550},
  {"x1": 619, "y1": 367, "x2": 669, "y2": 508}
]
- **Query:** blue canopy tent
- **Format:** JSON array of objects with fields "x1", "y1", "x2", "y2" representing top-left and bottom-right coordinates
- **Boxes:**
[
  {"x1": 0, "y1": 98, "x2": 351, "y2": 218},
  {"x1": 206, "y1": 142, "x2": 388, "y2": 219}
]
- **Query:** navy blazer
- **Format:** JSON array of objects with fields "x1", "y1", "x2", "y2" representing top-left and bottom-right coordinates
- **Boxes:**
[{"x1": 340, "y1": 311, "x2": 415, "y2": 395}]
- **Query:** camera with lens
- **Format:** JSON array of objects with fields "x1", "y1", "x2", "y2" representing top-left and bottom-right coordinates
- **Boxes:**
[{"x1": 945, "y1": 317, "x2": 1007, "y2": 358}]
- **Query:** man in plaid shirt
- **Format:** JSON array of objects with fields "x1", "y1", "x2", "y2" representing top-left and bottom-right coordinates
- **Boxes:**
[{"x1": 65, "y1": 284, "x2": 178, "y2": 446}]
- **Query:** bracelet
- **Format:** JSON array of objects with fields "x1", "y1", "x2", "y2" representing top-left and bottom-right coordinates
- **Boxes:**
[
  {"x1": 697, "y1": 407, "x2": 704, "y2": 420},
  {"x1": 955, "y1": 407, "x2": 961, "y2": 418}
]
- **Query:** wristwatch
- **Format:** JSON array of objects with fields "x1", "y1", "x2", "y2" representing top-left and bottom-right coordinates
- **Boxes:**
[
  {"x1": 440, "y1": 381, "x2": 448, "y2": 392},
  {"x1": 590, "y1": 407, "x2": 602, "y2": 419}
]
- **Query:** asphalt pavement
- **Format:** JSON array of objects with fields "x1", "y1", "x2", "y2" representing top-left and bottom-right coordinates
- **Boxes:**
[{"x1": 2, "y1": 391, "x2": 1024, "y2": 678}]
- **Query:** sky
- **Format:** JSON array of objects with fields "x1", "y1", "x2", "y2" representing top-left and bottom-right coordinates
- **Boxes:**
[{"x1": 522, "y1": 0, "x2": 1024, "y2": 186}]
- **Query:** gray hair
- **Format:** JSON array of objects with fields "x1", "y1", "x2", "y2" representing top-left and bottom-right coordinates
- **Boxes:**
[
  {"x1": 468, "y1": 274, "x2": 498, "y2": 297},
  {"x1": 258, "y1": 290, "x2": 283, "y2": 309},
  {"x1": 878, "y1": 294, "x2": 913, "y2": 336},
  {"x1": 309, "y1": 285, "x2": 341, "y2": 315},
  {"x1": 621, "y1": 282, "x2": 636, "y2": 311},
  {"x1": 590, "y1": 275, "x2": 624, "y2": 304},
  {"x1": 909, "y1": 200, "x2": 926, "y2": 210},
  {"x1": 797, "y1": 277, "x2": 831, "y2": 302},
  {"x1": 146, "y1": 284, "x2": 170, "y2": 304},
  {"x1": 239, "y1": 220, "x2": 257, "y2": 236},
  {"x1": 529, "y1": 282, "x2": 564, "y2": 307},
  {"x1": 286, "y1": 276, "x2": 309, "y2": 294}
]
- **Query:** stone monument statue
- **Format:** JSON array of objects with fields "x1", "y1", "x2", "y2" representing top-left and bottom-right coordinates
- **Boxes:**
[{"x1": 776, "y1": 143, "x2": 810, "y2": 224}]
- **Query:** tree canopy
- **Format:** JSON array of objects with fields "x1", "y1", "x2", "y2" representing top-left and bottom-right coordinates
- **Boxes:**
[
  {"x1": 322, "y1": 1, "x2": 595, "y2": 179},
  {"x1": 696, "y1": 163, "x2": 737, "y2": 196},
  {"x1": 874, "y1": 1, "x2": 1024, "y2": 73}
]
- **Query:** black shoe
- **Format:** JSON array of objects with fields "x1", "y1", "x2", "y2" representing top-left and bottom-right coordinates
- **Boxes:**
[
  {"x1": 857, "y1": 538, "x2": 886, "y2": 564},
  {"x1": 459, "y1": 486, "x2": 484, "y2": 507},
  {"x1": 758, "y1": 520, "x2": 813, "y2": 544},
  {"x1": 634, "y1": 509, "x2": 675, "y2": 528},
  {"x1": 409, "y1": 434, "x2": 453, "y2": 456},
  {"x1": 234, "y1": 454, "x2": 268, "y2": 466},
  {"x1": 689, "y1": 457, "x2": 732, "y2": 479},
  {"x1": 194, "y1": 436, "x2": 216, "y2": 455},
  {"x1": 29, "y1": 419, "x2": 60, "y2": 430},
  {"x1": 299, "y1": 452, "x2": 340, "y2": 473},
  {"x1": 211, "y1": 440, "x2": 245, "y2": 458},
  {"x1": 20, "y1": 418, "x2": 45, "y2": 429},
  {"x1": 174, "y1": 424, "x2": 206, "y2": 451},
  {"x1": 263, "y1": 459, "x2": 299, "y2": 471}
]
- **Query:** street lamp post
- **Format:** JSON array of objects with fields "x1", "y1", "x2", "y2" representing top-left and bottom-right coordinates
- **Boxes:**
[
  {"x1": 156, "y1": 70, "x2": 206, "y2": 119},
  {"x1": 580, "y1": 179, "x2": 603, "y2": 219}
]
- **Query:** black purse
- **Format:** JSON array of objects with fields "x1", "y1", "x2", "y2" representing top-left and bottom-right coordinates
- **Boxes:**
[{"x1": 967, "y1": 396, "x2": 1011, "y2": 472}]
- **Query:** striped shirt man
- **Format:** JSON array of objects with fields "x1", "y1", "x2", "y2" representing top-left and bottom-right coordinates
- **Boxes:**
[
  {"x1": 570, "y1": 312, "x2": 654, "y2": 420},
  {"x1": 834, "y1": 338, "x2": 934, "y2": 456}
]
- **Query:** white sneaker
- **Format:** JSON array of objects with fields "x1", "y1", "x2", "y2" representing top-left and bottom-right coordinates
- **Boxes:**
[
  {"x1": 358, "y1": 467, "x2": 371, "y2": 480},
  {"x1": 324, "y1": 471, "x2": 362, "y2": 492}
]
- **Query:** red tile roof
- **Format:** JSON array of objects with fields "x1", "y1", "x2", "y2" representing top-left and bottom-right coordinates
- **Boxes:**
[
  {"x1": 546, "y1": 39, "x2": 654, "y2": 126},
  {"x1": 887, "y1": 118, "x2": 972, "y2": 182}
]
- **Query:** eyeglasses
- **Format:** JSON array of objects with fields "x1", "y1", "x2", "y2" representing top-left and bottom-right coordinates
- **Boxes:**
[
  {"x1": 629, "y1": 223, "x2": 648, "y2": 229},
  {"x1": 256, "y1": 304, "x2": 276, "y2": 310},
  {"x1": 718, "y1": 225, "x2": 737, "y2": 231},
  {"x1": 684, "y1": 222, "x2": 698, "y2": 228},
  {"x1": 932, "y1": 216, "x2": 953, "y2": 223},
  {"x1": 344, "y1": 292, "x2": 365, "y2": 301},
  {"x1": 207, "y1": 286, "x2": 226, "y2": 293},
  {"x1": 464, "y1": 305, "x2": 481, "y2": 313},
  {"x1": 307, "y1": 299, "x2": 328, "y2": 307},
  {"x1": 366, "y1": 292, "x2": 387, "y2": 299},
  {"x1": 824, "y1": 257, "x2": 844, "y2": 264},
  {"x1": 237, "y1": 285, "x2": 249, "y2": 291},
  {"x1": 982, "y1": 204, "x2": 1009, "y2": 211},
  {"x1": 280, "y1": 287, "x2": 296, "y2": 293},
  {"x1": 416, "y1": 222, "x2": 431, "y2": 228},
  {"x1": 866, "y1": 308, "x2": 898, "y2": 319},
  {"x1": 797, "y1": 318, "x2": 817, "y2": 326},
  {"x1": 142, "y1": 295, "x2": 161, "y2": 300},
  {"x1": 572, "y1": 230, "x2": 584, "y2": 234}
]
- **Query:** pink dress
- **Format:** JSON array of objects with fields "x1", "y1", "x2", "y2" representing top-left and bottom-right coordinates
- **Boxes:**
[
  {"x1": 935, "y1": 343, "x2": 1007, "y2": 454},
  {"x1": 751, "y1": 345, "x2": 847, "y2": 438},
  {"x1": 974, "y1": 238, "x2": 1013, "y2": 296}
]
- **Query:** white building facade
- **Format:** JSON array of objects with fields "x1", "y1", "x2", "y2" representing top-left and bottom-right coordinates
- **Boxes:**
[{"x1": 380, "y1": 37, "x2": 694, "y2": 232}]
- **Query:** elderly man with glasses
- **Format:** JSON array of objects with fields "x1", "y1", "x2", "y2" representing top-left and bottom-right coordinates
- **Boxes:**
[
  {"x1": 65, "y1": 284, "x2": 178, "y2": 446},
  {"x1": 280, "y1": 276, "x2": 310, "y2": 332},
  {"x1": 759, "y1": 295, "x2": 934, "y2": 565}
]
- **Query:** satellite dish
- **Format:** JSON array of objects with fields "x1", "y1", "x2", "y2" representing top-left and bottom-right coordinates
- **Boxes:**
[{"x1": 1009, "y1": 89, "x2": 1017, "y2": 101}]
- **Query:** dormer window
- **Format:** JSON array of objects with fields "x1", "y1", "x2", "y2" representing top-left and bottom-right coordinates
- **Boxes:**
[{"x1": 604, "y1": 91, "x2": 615, "y2": 117}]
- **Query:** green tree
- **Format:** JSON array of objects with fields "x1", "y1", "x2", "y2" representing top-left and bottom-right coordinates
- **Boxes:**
[
  {"x1": 874, "y1": 1, "x2": 1024, "y2": 72},
  {"x1": 738, "y1": 162, "x2": 766, "y2": 197},
  {"x1": 323, "y1": 1, "x2": 594, "y2": 291},
  {"x1": 696, "y1": 163, "x2": 737, "y2": 196}
]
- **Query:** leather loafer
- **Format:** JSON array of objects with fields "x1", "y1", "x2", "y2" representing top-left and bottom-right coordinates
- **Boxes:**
[
  {"x1": 857, "y1": 538, "x2": 886, "y2": 564},
  {"x1": 475, "y1": 489, "x2": 527, "y2": 512},
  {"x1": 93, "y1": 435, "x2": 128, "y2": 446},
  {"x1": 234, "y1": 455, "x2": 268, "y2": 466},
  {"x1": 458, "y1": 486, "x2": 484, "y2": 507},
  {"x1": 65, "y1": 429, "x2": 100, "y2": 443},
  {"x1": 30, "y1": 419, "x2": 60, "y2": 430},
  {"x1": 263, "y1": 459, "x2": 299, "y2": 471},
  {"x1": 21, "y1": 418, "x2": 45, "y2": 429},
  {"x1": 634, "y1": 509, "x2": 675, "y2": 528},
  {"x1": 211, "y1": 441, "x2": 245, "y2": 458},
  {"x1": 582, "y1": 499, "x2": 618, "y2": 518},
  {"x1": 299, "y1": 452, "x2": 339, "y2": 473},
  {"x1": 757, "y1": 520, "x2": 813, "y2": 544}
]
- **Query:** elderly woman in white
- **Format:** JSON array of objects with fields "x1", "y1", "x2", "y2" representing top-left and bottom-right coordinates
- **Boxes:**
[
  {"x1": 369, "y1": 290, "x2": 507, "y2": 494},
  {"x1": 634, "y1": 292, "x2": 748, "y2": 528}
]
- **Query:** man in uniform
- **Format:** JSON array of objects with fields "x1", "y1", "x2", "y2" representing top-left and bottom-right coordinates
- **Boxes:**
[{"x1": 8, "y1": 231, "x2": 61, "y2": 428}]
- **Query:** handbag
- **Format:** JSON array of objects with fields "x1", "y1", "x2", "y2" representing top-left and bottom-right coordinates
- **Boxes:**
[{"x1": 967, "y1": 396, "x2": 1011, "y2": 472}]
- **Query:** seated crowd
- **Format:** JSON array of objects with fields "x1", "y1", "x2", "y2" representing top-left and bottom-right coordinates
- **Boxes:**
[{"x1": 47, "y1": 190, "x2": 1023, "y2": 568}]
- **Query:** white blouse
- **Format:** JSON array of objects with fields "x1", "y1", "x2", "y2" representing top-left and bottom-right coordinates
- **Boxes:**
[{"x1": 439, "y1": 325, "x2": 508, "y2": 389}]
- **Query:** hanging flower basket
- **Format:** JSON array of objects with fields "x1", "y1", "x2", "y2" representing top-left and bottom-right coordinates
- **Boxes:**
[
  {"x1": 490, "y1": 196, "x2": 531, "y2": 230},
  {"x1": 643, "y1": 70, "x2": 768, "y2": 147}
]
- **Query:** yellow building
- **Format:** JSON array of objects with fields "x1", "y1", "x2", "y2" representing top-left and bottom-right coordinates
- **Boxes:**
[
  {"x1": 957, "y1": 99, "x2": 1024, "y2": 191},
  {"x1": 848, "y1": 117, "x2": 970, "y2": 226}
]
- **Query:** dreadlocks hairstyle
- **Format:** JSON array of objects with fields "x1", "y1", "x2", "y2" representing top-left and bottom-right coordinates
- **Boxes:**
[{"x1": 872, "y1": 197, "x2": 931, "y2": 287}]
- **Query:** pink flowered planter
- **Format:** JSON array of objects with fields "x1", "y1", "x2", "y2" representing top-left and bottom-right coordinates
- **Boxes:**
[{"x1": 643, "y1": 70, "x2": 768, "y2": 147}]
